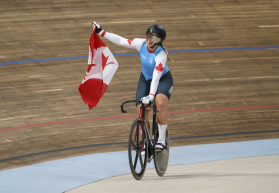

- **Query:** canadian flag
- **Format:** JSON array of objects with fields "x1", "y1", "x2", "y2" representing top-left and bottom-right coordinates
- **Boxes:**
[{"x1": 79, "y1": 27, "x2": 118, "y2": 109}]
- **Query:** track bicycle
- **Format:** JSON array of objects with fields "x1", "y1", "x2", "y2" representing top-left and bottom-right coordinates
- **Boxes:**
[{"x1": 121, "y1": 100, "x2": 170, "y2": 180}]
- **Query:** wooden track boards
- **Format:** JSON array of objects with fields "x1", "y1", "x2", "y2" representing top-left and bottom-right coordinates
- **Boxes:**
[{"x1": 0, "y1": 0, "x2": 279, "y2": 170}]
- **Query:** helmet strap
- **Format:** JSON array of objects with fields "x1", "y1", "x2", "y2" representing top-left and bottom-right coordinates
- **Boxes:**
[
  {"x1": 152, "y1": 42, "x2": 162, "y2": 48},
  {"x1": 151, "y1": 44, "x2": 157, "y2": 49}
]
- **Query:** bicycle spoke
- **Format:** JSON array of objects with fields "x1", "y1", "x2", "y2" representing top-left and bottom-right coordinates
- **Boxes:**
[
  {"x1": 133, "y1": 152, "x2": 139, "y2": 170},
  {"x1": 139, "y1": 153, "x2": 144, "y2": 169},
  {"x1": 130, "y1": 141, "x2": 137, "y2": 151}
]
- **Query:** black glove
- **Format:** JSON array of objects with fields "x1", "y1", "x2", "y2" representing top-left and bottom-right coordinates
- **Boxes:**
[{"x1": 92, "y1": 21, "x2": 104, "y2": 35}]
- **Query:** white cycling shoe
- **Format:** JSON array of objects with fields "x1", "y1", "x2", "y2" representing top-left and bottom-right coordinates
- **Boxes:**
[
  {"x1": 141, "y1": 138, "x2": 166, "y2": 156},
  {"x1": 141, "y1": 144, "x2": 146, "y2": 156},
  {"x1": 155, "y1": 138, "x2": 166, "y2": 150}
]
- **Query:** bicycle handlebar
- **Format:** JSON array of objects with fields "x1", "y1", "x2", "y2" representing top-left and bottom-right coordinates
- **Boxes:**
[
  {"x1": 121, "y1": 100, "x2": 155, "y2": 113},
  {"x1": 121, "y1": 100, "x2": 138, "y2": 113}
]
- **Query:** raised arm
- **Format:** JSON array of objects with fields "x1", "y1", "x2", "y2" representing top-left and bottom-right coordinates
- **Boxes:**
[{"x1": 93, "y1": 21, "x2": 144, "y2": 51}]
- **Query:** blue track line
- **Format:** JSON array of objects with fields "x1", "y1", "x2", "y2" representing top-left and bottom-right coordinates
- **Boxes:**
[
  {"x1": 1, "y1": 46, "x2": 279, "y2": 66},
  {"x1": 1, "y1": 129, "x2": 279, "y2": 163},
  {"x1": 0, "y1": 139, "x2": 279, "y2": 193}
]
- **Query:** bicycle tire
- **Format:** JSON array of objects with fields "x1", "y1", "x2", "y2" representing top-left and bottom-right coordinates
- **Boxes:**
[
  {"x1": 154, "y1": 124, "x2": 170, "y2": 176},
  {"x1": 128, "y1": 118, "x2": 148, "y2": 180}
]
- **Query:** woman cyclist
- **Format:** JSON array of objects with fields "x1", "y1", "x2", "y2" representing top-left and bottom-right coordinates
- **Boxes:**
[{"x1": 92, "y1": 22, "x2": 173, "y2": 150}]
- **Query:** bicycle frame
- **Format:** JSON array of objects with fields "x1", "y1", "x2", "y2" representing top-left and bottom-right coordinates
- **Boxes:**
[
  {"x1": 123, "y1": 100, "x2": 169, "y2": 179},
  {"x1": 121, "y1": 100, "x2": 158, "y2": 157},
  {"x1": 139, "y1": 102, "x2": 157, "y2": 157}
]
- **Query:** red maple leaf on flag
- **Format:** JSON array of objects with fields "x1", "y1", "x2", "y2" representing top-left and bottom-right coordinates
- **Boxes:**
[
  {"x1": 87, "y1": 63, "x2": 96, "y2": 73},
  {"x1": 84, "y1": 63, "x2": 97, "y2": 80},
  {"x1": 79, "y1": 29, "x2": 118, "y2": 110},
  {"x1": 155, "y1": 63, "x2": 164, "y2": 73},
  {"x1": 102, "y1": 53, "x2": 114, "y2": 70},
  {"x1": 127, "y1": 39, "x2": 134, "y2": 45}
]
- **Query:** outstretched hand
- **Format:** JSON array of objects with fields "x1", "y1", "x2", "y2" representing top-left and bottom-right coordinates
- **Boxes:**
[{"x1": 92, "y1": 21, "x2": 104, "y2": 35}]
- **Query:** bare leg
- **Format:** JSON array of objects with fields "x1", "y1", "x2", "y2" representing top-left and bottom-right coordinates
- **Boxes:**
[
  {"x1": 155, "y1": 94, "x2": 168, "y2": 125},
  {"x1": 154, "y1": 94, "x2": 168, "y2": 148}
]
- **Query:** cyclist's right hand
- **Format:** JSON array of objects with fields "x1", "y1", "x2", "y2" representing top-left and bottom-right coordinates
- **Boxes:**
[
  {"x1": 141, "y1": 94, "x2": 154, "y2": 105},
  {"x1": 92, "y1": 21, "x2": 104, "y2": 35}
]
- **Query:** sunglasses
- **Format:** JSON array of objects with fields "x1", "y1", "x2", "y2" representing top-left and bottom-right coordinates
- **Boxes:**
[{"x1": 145, "y1": 32, "x2": 161, "y2": 44}]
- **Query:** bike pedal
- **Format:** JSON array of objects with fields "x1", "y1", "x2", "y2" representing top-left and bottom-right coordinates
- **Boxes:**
[
  {"x1": 147, "y1": 156, "x2": 153, "y2": 163},
  {"x1": 155, "y1": 148, "x2": 164, "y2": 153}
]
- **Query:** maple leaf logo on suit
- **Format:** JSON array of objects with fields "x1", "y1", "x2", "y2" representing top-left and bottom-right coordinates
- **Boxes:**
[
  {"x1": 127, "y1": 39, "x2": 134, "y2": 45},
  {"x1": 155, "y1": 63, "x2": 164, "y2": 73}
]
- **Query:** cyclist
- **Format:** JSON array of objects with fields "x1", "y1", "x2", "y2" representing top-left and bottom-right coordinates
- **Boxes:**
[{"x1": 92, "y1": 22, "x2": 173, "y2": 150}]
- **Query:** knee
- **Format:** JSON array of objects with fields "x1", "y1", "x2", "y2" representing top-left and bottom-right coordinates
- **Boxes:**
[{"x1": 157, "y1": 101, "x2": 166, "y2": 112}]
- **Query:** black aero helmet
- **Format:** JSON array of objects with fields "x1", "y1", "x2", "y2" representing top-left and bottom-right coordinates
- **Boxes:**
[{"x1": 146, "y1": 25, "x2": 166, "y2": 44}]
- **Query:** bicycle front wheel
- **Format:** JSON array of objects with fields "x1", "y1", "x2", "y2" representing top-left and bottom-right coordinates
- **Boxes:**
[
  {"x1": 154, "y1": 125, "x2": 170, "y2": 176},
  {"x1": 128, "y1": 118, "x2": 148, "y2": 180}
]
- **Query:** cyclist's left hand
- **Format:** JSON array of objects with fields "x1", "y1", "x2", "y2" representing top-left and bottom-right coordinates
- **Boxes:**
[
  {"x1": 92, "y1": 21, "x2": 104, "y2": 35},
  {"x1": 141, "y1": 94, "x2": 154, "y2": 104}
]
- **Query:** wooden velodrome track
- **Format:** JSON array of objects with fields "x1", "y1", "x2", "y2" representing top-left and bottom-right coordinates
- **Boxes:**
[{"x1": 0, "y1": 0, "x2": 279, "y2": 171}]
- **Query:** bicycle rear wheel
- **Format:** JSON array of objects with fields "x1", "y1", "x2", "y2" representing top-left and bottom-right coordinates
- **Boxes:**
[
  {"x1": 154, "y1": 125, "x2": 170, "y2": 176},
  {"x1": 128, "y1": 118, "x2": 148, "y2": 180}
]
